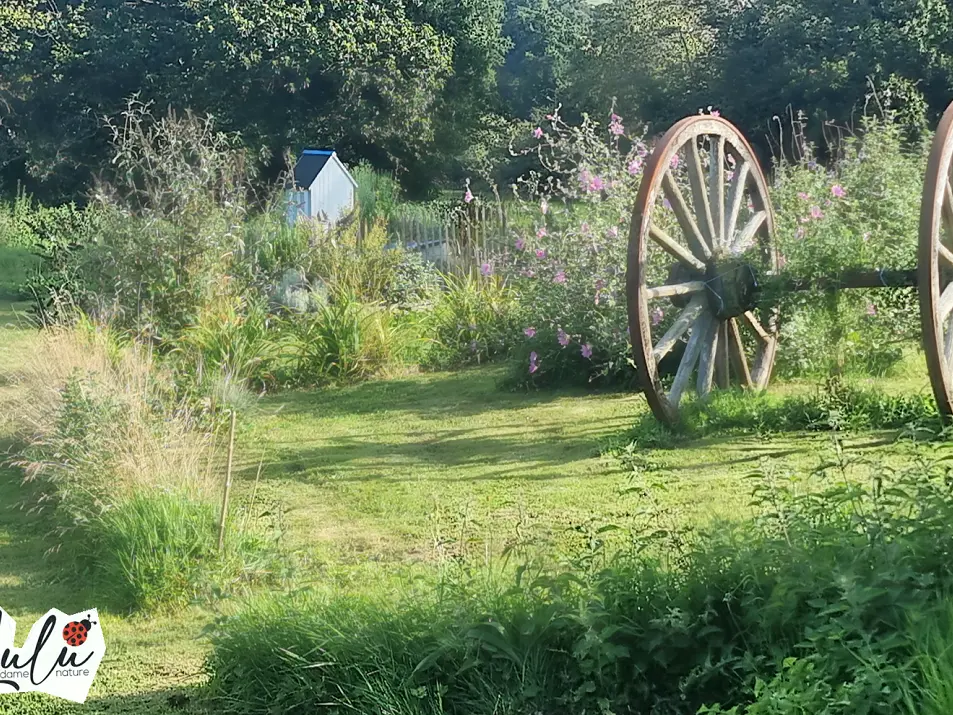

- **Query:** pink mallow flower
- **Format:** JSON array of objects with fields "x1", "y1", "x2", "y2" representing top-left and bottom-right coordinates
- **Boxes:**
[
  {"x1": 524, "y1": 327, "x2": 537, "y2": 339},
  {"x1": 464, "y1": 188, "x2": 474, "y2": 204},
  {"x1": 533, "y1": 127, "x2": 544, "y2": 139},
  {"x1": 536, "y1": 227, "x2": 547, "y2": 239},
  {"x1": 609, "y1": 114, "x2": 624, "y2": 136},
  {"x1": 529, "y1": 351, "x2": 539, "y2": 373},
  {"x1": 831, "y1": 184, "x2": 846, "y2": 198},
  {"x1": 553, "y1": 270, "x2": 567, "y2": 284},
  {"x1": 581, "y1": 344, "x2": 593, "y2": 359},
  {"x1": 810, "y1": 205, "x2": 824, "y2": 220},
  {"x1": 535, "y1": 248, "x2": 547, "y2": 259},
  {"x1": 515, "y1": 238, "x2": 526, "y2": 251},
  {"x1": 480, "y1": 263, "x2": 492, "y2": 277},
  {"x1": 628, "y1": 158, "x2": 643, "y2": 176},
  {"x1": 670, "y1": 154, "x2": 680, "y2": 170},
  {"x1": 557, "y1": 329, "x2": 570, "y2": 347}
]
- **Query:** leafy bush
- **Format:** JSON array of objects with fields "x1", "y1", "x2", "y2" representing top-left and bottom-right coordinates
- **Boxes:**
[
  {"x1": 770, "y1": 113, "x2": 928, "y2": 377},
  {"x1": 422, "y1": 271, "x2": 522, "y2": 369},
  {"x1": 282, "y1": 291, "x2": 415, "y2": 385},
  {"x1": 207, "y1": 439, "x2": 953, "y2": 714}
]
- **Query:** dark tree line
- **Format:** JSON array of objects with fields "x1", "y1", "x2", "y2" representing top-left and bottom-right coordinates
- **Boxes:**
[{"x1": 1, "y1": 0, "x2": 953, "y2": 204}]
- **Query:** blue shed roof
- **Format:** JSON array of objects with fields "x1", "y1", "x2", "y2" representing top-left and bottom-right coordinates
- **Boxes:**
[{"x1": 293, "y1": 149, "x2": 357, "y2": 190}]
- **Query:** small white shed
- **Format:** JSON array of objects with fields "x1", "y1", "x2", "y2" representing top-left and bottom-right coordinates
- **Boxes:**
[{"x1": 286, "y1": 149, "x2": 358, "y2": 226}]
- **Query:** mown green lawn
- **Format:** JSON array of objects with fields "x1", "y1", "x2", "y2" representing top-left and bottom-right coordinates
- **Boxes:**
[{"x1": 0, "y1": 318, "x2": 938, "y2": 712}]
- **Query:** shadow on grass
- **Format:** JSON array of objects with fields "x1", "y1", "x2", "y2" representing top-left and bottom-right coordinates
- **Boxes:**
[
  {"x1": 0, "y1": 439, "x2": 90, "y2": 616},
  {"x1": 258, "y1": 366, "x2": 638, "y2": 422},
  {"x1": 236, "y1": 414, "x2": 635, "y2": 485},
  {"x1": 7, "y1": 686, "x2": 209, "y2": 714}
]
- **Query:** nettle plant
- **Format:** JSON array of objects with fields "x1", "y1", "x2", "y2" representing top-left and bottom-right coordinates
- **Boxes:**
[{"x1": 491, "y1": 109, "x2": 655, "y2": 388}]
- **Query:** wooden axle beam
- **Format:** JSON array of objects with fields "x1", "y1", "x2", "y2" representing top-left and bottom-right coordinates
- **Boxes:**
[{"x1": 776, "y1": 268, "x2": 918, "y2": 292}]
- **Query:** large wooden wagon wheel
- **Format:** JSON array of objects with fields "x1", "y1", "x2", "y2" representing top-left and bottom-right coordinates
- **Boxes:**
[
  {"x1": 920, "y1": 100, "x2": 953, "y2": 420},
  {"x1": 626, "y1": 115, "x2": 780, "y2": 426}
]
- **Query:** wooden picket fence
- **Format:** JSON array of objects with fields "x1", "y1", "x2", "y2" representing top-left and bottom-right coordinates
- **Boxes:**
[{"x1": 388, "y1": 204, "x2": 510, "y2": 274}]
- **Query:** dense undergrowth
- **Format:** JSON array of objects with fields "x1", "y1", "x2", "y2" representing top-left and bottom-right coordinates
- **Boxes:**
[{"x1": 206, "y1": 435, "x2": 953, "y2": 714}]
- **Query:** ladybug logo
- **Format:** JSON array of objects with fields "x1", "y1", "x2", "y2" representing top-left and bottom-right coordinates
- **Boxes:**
[{"x1": 62, "y1": 614, "x2": 97, "y2": 647}]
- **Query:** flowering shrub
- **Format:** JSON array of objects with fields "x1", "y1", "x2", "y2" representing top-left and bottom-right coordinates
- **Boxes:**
[
  {"x1": 495, "y1": 110, "x2": 650, "y2": 388},
  {"x1": 477, "y1": 108, "x2": 932, "y2": 389},
  {"x1": 771, "y1": 115, "x2": 928, "y2": 376}
]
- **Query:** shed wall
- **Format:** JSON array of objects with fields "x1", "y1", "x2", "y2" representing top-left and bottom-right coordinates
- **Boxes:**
[{"x1": 310, "y1": 161, "x2": 354, "y2": 224}]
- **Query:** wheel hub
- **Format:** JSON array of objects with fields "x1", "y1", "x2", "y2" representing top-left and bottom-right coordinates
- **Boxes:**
[{"x1": 704, "y1": 254, "x2": 759, "y2": 319}]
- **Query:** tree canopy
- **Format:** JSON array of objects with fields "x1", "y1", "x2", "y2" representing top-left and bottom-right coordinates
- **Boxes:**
[{"x1": 2, "y1": 0, "x2": 953, "y2": 203}]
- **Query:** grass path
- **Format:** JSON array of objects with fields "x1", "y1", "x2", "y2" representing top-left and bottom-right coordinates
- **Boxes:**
[{"x1": 0, "y1": 311, "x2": 938, "y2": 711}]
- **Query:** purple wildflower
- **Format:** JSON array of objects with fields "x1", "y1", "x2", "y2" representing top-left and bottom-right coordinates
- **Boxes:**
[
  {"x1": 797, "y1": 192, "x2": 810, "y2": 201},
  {"x1": 670, "y1": 154, "x2": 680, "y2": 170},
  {"x1": 464, "y1": 188, "x2": 474, "y2": 204},
  {"x1": 535, "y1": 248, "x2": 547, "y2": 259},
  {"x1": 553, "y1": 270, "x2": 567, "y2": 284},
  {"x1": 529, "y1": 351, "x2": 539, "y2": 373},
  {"x1": 557, "y1": 329, "x2": 570, "y2": 347},
  {"x1": 581, "y1": 343, "x2": 593, "y2": 359},
  {"x1": 651, "y1": 307, "x2": 664, "y2": 326},
  {"x1": 515, "y1": 237, "x2": 526, "y2": 251},
  {"x1": 480, "y1": 262, "x2": 492, "y2": 277},
  {"x1": 831, "y1": 184, "x2": 846, "y2": 198},
  {"x1": 524, "y1": 327, "x2": 537, "y2": 339},
  {"x1": 536, "y1": 227, "x2": 547, "y2": 239},
  {"x1": 810, "y1": 205, "x2": 824, "y2": 220},
  {"x1": 533, "y1": 127, "x2": 544, "y2": 139},
  {"x1": 628, "y1": 158, "x2": 643, "y2": 176}
]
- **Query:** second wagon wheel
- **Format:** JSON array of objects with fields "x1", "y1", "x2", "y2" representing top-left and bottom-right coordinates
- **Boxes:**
[
  {"x1": 919, "y1": 100, "x2": 953, "y2": 421},
  {"x1": 626, "y1": 115, "x2": 780, "y2": 426}
]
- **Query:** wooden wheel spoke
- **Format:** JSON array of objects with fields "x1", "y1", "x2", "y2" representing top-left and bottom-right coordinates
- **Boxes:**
[
  {"x1": 939, "y1": 241, "x2": 953, "y2": 267},
  {"x1": 687, "y1": 140, "x2": 718, "y2": 250},
  {"x1": 645, "y1": 280, "x2": 706, "y2": 300},
  {"x1": 944, "y1": 181, "x2": 953, "y2": 234},
  {"x1": 944, "y1": 312, "x2": 953, "y2": 367},
  {"x1": 662, "y1": 172, "x2": 711, "y2": 261},
  {"x1": 714, "y1": 321, "x2": 729, "y2": 389},
  {"x1": 730, "y1": 210, "x2": 767, "y2": 254},
  {"x1": 743, "y1": 310, "x2": 772, "y2": 344},
  {"x1": 727, "y1": 318, "x2": 753, "y2": 388},
  {"x1": 652, "y1": 295, "x2": 705, "y2": 361},
  {"x1": 669, "y1": 312, "x2": 713, "y2": 407},
  {"x1": 696, "y1": 319, "x2": 719, "y2": 397},
  {"x1": 940, "y1": 283, "x2": 953, "y2": 322},
  {"x1": 649, "y1": 224, "x2": 706, "y2": 272},
  {"x1": 709, "y1": 136, "x2": 726, "y2": 248},
  {"x1": 724, "y1": 161, "x2": 750, "y2": 246}
]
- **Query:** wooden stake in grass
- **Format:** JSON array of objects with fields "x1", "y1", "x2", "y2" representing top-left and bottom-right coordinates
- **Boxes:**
[{"x1": 217, "y1": 410, "x2": 237, "y2": 552}]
